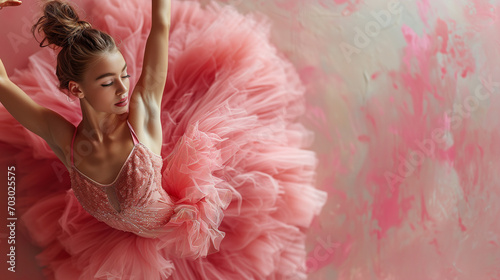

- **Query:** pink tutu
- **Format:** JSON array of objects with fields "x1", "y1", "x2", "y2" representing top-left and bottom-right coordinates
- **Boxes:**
[{"x1": 1, "y1": 0, "x2": 327, "y2": 279}]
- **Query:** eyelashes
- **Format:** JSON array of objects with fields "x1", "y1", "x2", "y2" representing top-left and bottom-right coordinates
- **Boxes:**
[{"x1": 102, "y1": 74, "x2": 131, "y2": 87}]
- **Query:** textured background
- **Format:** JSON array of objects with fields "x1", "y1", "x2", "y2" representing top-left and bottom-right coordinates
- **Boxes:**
[{"x1": 2, "y1": 0, "x2": 500, "y2": 279}]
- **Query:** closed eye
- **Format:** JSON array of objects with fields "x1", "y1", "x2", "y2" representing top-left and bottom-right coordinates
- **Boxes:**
[{"x1": 102, "y1": 74, "x2": 131, "y2": 87}]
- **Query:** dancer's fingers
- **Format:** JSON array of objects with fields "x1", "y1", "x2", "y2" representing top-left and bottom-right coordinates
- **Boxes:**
[{"x1": 0, "y1": 0, "x2": 23, "y2": 9}]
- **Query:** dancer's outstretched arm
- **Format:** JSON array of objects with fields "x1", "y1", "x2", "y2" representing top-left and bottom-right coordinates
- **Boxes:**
[
  {"x1": 0, "y1": 59, "x2": 73, "y2": 166},
  {"x1": 128, "y1": 0, "x2": 170, "y2": 151},
  {"x1": 0, "y1": 1, "x2": 74, "y2": 167}
]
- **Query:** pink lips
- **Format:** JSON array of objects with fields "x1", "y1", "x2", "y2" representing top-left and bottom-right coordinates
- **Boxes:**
[{"x1": 115, "y1": 96, "x2": 128, "y2": 107}]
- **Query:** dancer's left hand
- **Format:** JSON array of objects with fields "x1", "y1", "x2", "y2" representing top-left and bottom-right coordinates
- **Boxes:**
[{"x1": 0, "y1": 0, "x2": 22, "y2": 10}]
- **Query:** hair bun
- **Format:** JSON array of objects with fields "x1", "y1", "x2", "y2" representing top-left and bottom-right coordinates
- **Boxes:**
[
  {"x1": 32, "y1": 0, "x2": 91, "y2": 48},
  {"x1": 76, "y1": 20, "x2": 91, "y2": 30}
]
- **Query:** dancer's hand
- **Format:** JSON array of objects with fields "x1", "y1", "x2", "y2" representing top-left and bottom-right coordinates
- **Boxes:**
[
  {"x1": 0, "y1": 59, "x2": 8, "y2": 82},
  {"x1": 0, "y1": 0, "x2": 22, "y2": 10}
]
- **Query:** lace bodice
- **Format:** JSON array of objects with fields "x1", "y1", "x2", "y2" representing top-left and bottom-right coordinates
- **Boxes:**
[{"x1": 68, "y1": 122, "x2": 174, "y2": 238}]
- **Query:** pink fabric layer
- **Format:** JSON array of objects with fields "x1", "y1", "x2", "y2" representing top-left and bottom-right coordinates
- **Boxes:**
[{"x1": 1, "y1": 0, "x2": 327, "y2": 279}]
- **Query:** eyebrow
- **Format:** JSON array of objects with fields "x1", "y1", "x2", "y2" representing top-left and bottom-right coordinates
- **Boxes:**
[{"x1": 95, "y1": 63, "x2": 127, "y2": 81}]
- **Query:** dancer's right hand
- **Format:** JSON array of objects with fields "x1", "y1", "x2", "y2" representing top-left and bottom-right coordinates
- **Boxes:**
[
  {"x1": 0, "y1": 0, "x2": 22, "y2": 10},
  {"x1": 0, "y1": 59, "x2": 8, "y2": 82}
]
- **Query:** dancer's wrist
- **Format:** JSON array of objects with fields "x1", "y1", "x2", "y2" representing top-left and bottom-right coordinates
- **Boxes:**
[{"x1": 152, "y1": 0, "x2": 171, "y2": 27}]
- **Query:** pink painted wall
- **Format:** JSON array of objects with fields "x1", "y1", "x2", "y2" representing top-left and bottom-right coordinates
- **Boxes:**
[
  {"x1": 214, "y1": 1, "x2": 500, "y2": 279},
  {"x1": 1, "y1": 0, "x2": 499, "y2": 279}
]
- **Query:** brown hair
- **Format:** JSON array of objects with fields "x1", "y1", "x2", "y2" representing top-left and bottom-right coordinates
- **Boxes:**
[{"x1": 32, "y1": 0, "x2": 117, "y2": 91}]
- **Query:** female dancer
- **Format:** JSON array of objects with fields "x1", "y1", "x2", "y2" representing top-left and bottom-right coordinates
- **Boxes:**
[
  {"x1": 0, "y1": 0, "x2": 327, "y2": 279},
  {"x1": 1, "y1": 0, "x2": 170, "y2": 186}
]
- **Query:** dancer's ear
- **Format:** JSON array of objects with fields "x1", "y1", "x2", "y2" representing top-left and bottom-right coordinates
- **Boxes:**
[{"x1": 68, "y1": 81, "x2": 84, "y2": 99}]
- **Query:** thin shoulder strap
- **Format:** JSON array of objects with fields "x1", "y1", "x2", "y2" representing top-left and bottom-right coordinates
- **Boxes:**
[
  {"x1": 70, "y1": 126, "x2": 77, "y2": 166},
  {"x1": 127, "y1": 121, "x2": 139, "y2": 145}
]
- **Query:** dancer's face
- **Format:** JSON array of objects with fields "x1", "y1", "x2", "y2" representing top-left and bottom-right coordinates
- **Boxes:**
[{"x1": 70, "y1": 50, "x2": 130, "y2": 115}]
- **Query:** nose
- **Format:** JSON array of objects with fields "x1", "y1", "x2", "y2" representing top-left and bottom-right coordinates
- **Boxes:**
[{"x1": 116, "y1": 78, "x2": 128, "y2": 95}]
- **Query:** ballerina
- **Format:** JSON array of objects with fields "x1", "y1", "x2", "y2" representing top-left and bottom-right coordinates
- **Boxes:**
[
  {"x1": 0, "y1": 0, "x2": 327, "y2": 279},
  {"x1": 1, "y1": 0, "x2": 226, "y2": 276},
  {"x1": 0, "y1": 0, "x2": 187, "y2": 233},
  {"x1": 1, "y1": 0, "x2": 169, "y2": 184},
  {"x1": 2, "y1": 0, "x2": 229, "y2": 254}
]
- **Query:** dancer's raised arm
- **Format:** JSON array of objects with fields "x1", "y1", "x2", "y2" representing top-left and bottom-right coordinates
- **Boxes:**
[
  {"x1": 0, "y1": 3, "x2": 73, "y2": 166},
  {"x1": 128, "y1": 0, "x2": 171, "y2": 147},
  {"x1": 0, "y1": 59, "x2": 51, "y2": 139}
]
